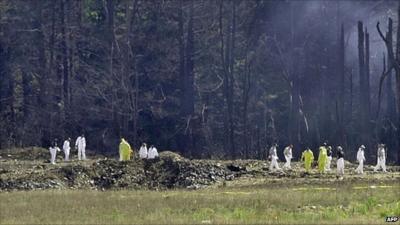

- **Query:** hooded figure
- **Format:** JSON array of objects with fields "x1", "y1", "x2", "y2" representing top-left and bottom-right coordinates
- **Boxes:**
[
  {"x1": 268, "y1": 144, "x2": 281, "y2": 171},
  {"x1": 148, "y1": 145, "x2": 159, "y2": 159},
  {"x1": 75, "y1": 134, "x2": 86, "y2": 160},
  {"x1": 283, "y1": 144, "x2": 293, "y2": 169},
  {"x1": 139, "y1": 143, "x2": 148, "y2": 159},
  {"x1": 63, "y1": 138, "x2": 71, "y2": 161},
  {"x1": 355, "y1": 145, "x2": 366, "y2": 174},
  {"x1": 336, "y1": 146, "x2": 345, "y2": 179},
  {"x1": 374, "y1": 144, "x2": 387, "y2": 172},
  {"x1": 119, "y1": 138, "x2": 133, "y2": 161},
  {"x1": 49, "y1": 140, "x2": 61, "y2": 164},
  {"x1": 318, "y1": 144, "x2": 328, "y2": 173},
  {"x1": 301, "y1": 148, "x2": 314, "y2": 173},
  {"x1": 325, "y1": 146, "x2": 333, "y2": 171}
]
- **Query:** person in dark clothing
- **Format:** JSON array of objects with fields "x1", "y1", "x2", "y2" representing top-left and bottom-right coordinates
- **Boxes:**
[{"x1": 326, "y1": 146, "x2": 333, "y2": 171}]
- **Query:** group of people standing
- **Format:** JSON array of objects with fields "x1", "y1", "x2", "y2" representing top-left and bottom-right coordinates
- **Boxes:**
[
  {"x1": 49, "y1": 135, "x2": 388, "y2": 178},
  {"x1": 48, "y1": 134, "x2": 86, "y2": 164},
  {"x1": 139, "y1": 143, "x2": 159, "y2": 159},
  {"x1": 268, "y1": 142, "x2": 388, "y2": 179},
  {"x1": 49, "y1": 135, "x2": 160, "y2": 164},
  {"x1": 118, "y1": 138, "x2": 159, "y2": 161}
]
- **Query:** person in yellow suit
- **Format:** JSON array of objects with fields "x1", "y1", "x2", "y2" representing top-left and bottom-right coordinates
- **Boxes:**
[
  {"x1": 301, "y1": 148, "x2": 314, "y2": 173},
  {"x1": 119, "y1": 138, "x2": 133, "y2": 161},
  {"x1": 318, "y1": 143, "x2": 328, "y2": 173}
]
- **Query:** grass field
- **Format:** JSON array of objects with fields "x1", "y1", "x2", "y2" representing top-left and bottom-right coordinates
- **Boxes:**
[{"x1": 1, "y1": 180, "x2": 399, "y2": 225}]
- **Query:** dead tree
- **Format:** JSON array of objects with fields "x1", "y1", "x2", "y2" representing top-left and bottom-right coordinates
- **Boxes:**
[
  {"x1": 337, "y1": 23, "x2": 346, "y2": 145},
  {"x1": 219, "y1": 1, "x2": 237, "y2": 158},
  {"x1": 376, "y1": 5, "x2": 400, "y2": 163}
]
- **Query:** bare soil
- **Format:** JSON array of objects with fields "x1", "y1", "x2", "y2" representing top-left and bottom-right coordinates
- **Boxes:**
[{"x1": 1, "y1": 147, "x2": 399, "y2": 191}]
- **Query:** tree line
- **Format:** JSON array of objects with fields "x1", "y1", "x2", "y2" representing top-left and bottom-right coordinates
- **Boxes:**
[{"x1": 0, "y1": 0, "x2": 399, "y2": 163}]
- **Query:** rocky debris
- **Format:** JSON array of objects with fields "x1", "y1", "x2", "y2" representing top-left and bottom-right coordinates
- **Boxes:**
[
  {"x1": 0, "y1": 147, "x2": 50, "y2": 161},
  {"x1": 0, "y1": 149, "x2": 399, "y2": 191},
  {"x1": 227, "y1": 164, "x2": 244, "y2": 172},
  {"x1": 0, "y1": 147, "x2": 103, "y2": 161}
]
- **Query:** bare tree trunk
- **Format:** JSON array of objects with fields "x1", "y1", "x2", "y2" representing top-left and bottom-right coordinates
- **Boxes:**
[
  {"x1": 184, "y1": 0, "x2": 195, "y2": 157},
  {"x1": 219, "y1": 1, "x2": 230, "y2": 156},
  {"x1": 218, "y1": 0, "x2": 237, "y2": 158},
  {"x1": 220, "y1": 0, "x2": 237, "y2": 158},
  {"x1": 349, "y1": 69, "x2": 353, "y2": 122},
  {"x1": 338, "y1": 23, "x2": 346, "y2": 145},
  {"x1": 178, "y1": 0, "x2": 185, "y2": 115},
  {"x1": 122, "y1": 0, "x2": 139, "y2": 146},
  {"x1": 396, "y1": 72, "x2": 400, "y2": 164},
  {"x1": 241, "y1": 58, "x2": 251, "y2": 158},
  {"x1": 47, "y1": 0, "x2": 57, "y2": 140},
  {"x1": 66, "y1": 0, "x2": 77, "y2": 132},
  {"x1": 376, "y1": 5, "x2": 400, "y2": 163},
  {"x1": 358, "y1": 21, "x2": 372, "y2": 155},
  {"x1": 396, "y1": 5, "x2": 400, "y2": 164},
  {"x1": 122, "y1": 0, "x2": 133, "y2": 138},
  {"x1": 358, "y1": 21, "x2": 365, "y2": 124},
  {"x1": 183, "y1": 1, "x2": 195, "y2": 117},
  {"x1": 105, "y1": 0, "x2": 118, "y2": 139},
  {"x1": 229, "y1": 0, "x2": 237, "y2": 158},
  {"x1": 288, "y1": 2, "x2": 301, "y2": 148},
  {"x1": 178, "y1": 0, "x2": 195, "y2": 157},
  {"x1": 386, "y1": 62, "x2": 396, "y2": 118},
  {"x1": 365, "y1": 29, "x2": 371, "y2": 122},
  {"x1": 60, "y1": 0, "x2": 69, "y2": 134},
  {"x1": 36, "y1": 2, "x2": 49, "y2": 146},
  {"x1": 256, "y1": 125, "x2": 261, "y2": 159}
]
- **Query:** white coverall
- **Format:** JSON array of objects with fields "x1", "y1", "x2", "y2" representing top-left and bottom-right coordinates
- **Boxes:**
[
  {"x1": 49, "y1": 146, "x2": 60, "y2": 164},
  {"x1": 355, "y1": 148, "x2": 365, "y2": 174},
  {"x1": 139, "y1": 145, "x2": 148, "y2": 159},
  {"x1": 147, "y1": 147, "x2": 159, "y2": 159},
  {"x1": 325, "y1": 148, "x2": 332, "y2": 171},
  {"x1": 336, "y1": 148, "x2": 345, "y2": 178},
  {"x1": 337, "y1": 158, "x2": 344, "y2": 177},
  {"x1": 63, "y1": 140, "x2": 71, "y2": 161},
  {"x1": 75, "y1": 136, "x2": 86, "y2": 160},
  {"x1": 269, "y1": 146, "x2": 280, "y2": 171},
  {"x1": 374, "y1": 146, "x2": 387, "y2": 172},
  {"x1": 283, "y1": 146, "x2": 292, "y2": 169},
  {"x1": 326, "y1": 156, "x2": 332, "y2": 171}
]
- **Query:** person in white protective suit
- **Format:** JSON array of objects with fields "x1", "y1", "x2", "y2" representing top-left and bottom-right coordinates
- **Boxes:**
[
  {"x1": 63, "y1": 138, "x2": 71, "y2": 161},
  {"x1": 374, "y1": 144, "x2": 387, "y2": 172},
  {"x1": 147, "y1": 145, "x2": 159, "y2": 159},
  {"x1": 75, "y1": 134, "x2": 87, "y2": 160},
  {"x1": 49, "y1": 140, "x2": 61, "y2": 164},
  {"x1": 139, "y1": 143, "x2": 148, "y2": 159},
  {"x1": 355, "y1": 145, "x2": 366, "y2": 174},
  {"x1": 325, "y1": 146, "x2": 333, "y2": 171},
  {"x1": 283, "y1": 144, "x2": 293, "y2": 170},
  {"x1": 336, "y1": 146, "x2": 345, "y2": 179},
  {"x1": 268, "y1": 143, "x2": 281, "y2": 171}
]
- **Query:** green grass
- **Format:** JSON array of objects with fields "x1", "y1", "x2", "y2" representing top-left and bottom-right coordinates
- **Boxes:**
[{"x1": 0, "y1": 183, "x2": 399, "y2": 224}]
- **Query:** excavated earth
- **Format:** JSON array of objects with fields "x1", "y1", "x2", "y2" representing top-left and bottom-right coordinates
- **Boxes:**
[{"x1": 0, "y1": 147, "x2": 399, "y2": 191}]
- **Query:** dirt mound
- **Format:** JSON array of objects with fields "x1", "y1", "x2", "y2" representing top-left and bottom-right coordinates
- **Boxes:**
[
  {"x1": 159, "y1": 151, "x2": 186, "y2": 162},
  {"x1": 0, "y1": 151, "x2": 236, "y2": 191},
  {"x1": 0, "y1": 147, "x2": 104, "y2": 162},
  {"x1": 0, "y1": 147, "x2": 50, "y2": 160},
  {"x1": 1, "y1": 149, "x2": 399, "y2": 191}
]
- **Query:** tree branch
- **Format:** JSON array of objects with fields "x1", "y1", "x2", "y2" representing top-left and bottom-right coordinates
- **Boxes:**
[
  {"x1": 376, "y1": 21, "x2": 388, "y2": 44},
  {"x1": 376, "y1": 63, "x2": 394, "y2": 119}
]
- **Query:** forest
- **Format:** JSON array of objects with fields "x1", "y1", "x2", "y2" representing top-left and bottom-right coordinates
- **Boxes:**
[{"x1": 0, "y1": 0, "x2": 399, "y2": 163}]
